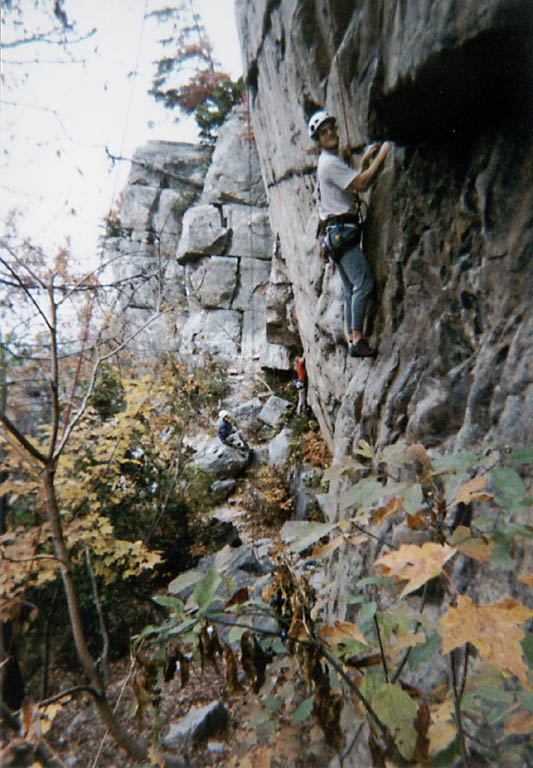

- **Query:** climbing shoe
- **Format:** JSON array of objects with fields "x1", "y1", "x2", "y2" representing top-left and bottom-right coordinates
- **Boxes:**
[{"x1": 349, "y1": 339, "x2": 376, "y2": 358}]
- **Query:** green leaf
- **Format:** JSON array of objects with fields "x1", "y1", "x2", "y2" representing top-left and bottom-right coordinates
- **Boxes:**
[
  {"x1": 341, "y1": 476, "x2": 384, "y2": 512},
  {"x1": 280, "y1": 521, "x2": 336, "y2": 553},
  {"x1": 168, "y1": 568, "x2": 203, "y2": 595},
  {"x1": 371, "y1": 683, "x2": 418, "y2": 760},
  {"x1": 264, "y1": 695, "x2": 281, "y2": 714},
  {"x1": 361, "y1": 601, "x2": 377, "y2": 623},
  {"x1": 475, "y1": 686, "x2": 515, "y2": 703},
  {"x1": 151, "y1": 595, "x2": 184, "y2": 613},
  {"x1": 432, "y1": 737, "x2": 459, "y2": 767},
  {"x1": 345, "y1": 593, "x2": 365, "y2": 605},
  {"x1": 357, "y1": 575, "x2": 395, "y2": 588},
  {"x1": 491, "y1": 467, "x2": 526, "y2": 499},
  {"x1": 473, "y1": 515, "x2": 494, "y2": 532},
  {"x1": 431, "y1": 451, "x2": 480, "y2": 473},
  {"x1": 521, "y1": 632, "x2": 533, "y2": 668},
  {"x1": 291, "y1": 695, "x2": 314, "y2": 724},
  {"x1": 398, "y1": 482, "x2": 423, "y2": 516},
  {"x1": 489, "y1": 533, "x2": 516, "y2": 571},
  {"x1": 193, "y1": 569, "x2": 221, "y2": 613},
  {"x1": 508, "y1": 445, "x2": 533, "y2": 464},
  {"x1": 407, "y1": 632, "x2": 441, "y2": 670},
  {"x1": 517, "y1": 687, "x2": 533, "y2": 712},
  {"x1": 228, "y1": 624, "x2": 246, "y2": 644}
]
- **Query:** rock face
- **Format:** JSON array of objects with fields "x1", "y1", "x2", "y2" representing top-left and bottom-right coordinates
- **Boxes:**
[
  {"x1": 235, "y1": 0, "x2": 532, "y2": 456},
  {"x1": 110, "y1": 109, "x2": 292, "y2": 369}
]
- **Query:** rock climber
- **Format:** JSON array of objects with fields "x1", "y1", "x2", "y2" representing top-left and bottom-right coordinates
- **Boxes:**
[
  {"x1": 218, "y1": 410, "x2": 248, "y2": 449},
  {"x1": 293, "y1": 354, "x2": 307, "y2": 415},
  {"x1": 308, "y1": 109, "x2": 392, "y2": 358}
]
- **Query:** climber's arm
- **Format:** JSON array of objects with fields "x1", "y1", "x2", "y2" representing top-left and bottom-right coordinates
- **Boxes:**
[{"x1": 349, "y1": 141, "x2": 392, "y2": 193}]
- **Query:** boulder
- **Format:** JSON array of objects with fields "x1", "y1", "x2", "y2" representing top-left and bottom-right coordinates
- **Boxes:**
[
  {"x1": 163, "y1": 701, "x2": 228, "y2": 750},
  {"x1": 192, "y1": 438, "x2": 250, "y2": 478},
  {"x1": 268, "y1": 427, "x2": 291, "y2": 469},
  {"x1": 258, "y1": 395, "x2": 292, "y2": 427}
]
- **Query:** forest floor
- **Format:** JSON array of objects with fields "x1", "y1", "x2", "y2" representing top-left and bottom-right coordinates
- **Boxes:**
[{"x1": 43, "y1": 497, "x2": 335, "y2": 768}]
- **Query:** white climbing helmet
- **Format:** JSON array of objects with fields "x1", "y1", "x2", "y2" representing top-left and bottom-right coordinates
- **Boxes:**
[
  {"x1": 218, "y1": 409, "x2": 231, "y2": 420},
  {"x1": 308, "y1": 110, "x2": 335, "y2": 140}
]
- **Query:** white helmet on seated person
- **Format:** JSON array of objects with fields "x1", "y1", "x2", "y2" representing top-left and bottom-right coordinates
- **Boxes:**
[
  {"x1": 308, "y1": 110, "x2": 335, "y2": 140},
  {"x1": 218, "y1": 409, "x2": 231, "y2": 420}
]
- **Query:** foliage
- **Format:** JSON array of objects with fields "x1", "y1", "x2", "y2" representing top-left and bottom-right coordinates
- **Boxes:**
[
  {"x1": 242, "y1": 465, "x2": 293, "y2": 526},
  {"x1": 137, "y1": 442, "x2": 532, "y2": 766},
  {"x1": 148, "y1": 3, "x2": 244, "y2": 140},
  {"x1": 288, "y1": 415, "x2": 331, "y2": 470}
]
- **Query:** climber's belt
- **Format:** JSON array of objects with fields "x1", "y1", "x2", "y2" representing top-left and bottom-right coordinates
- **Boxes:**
[{"x1": 324, "y1": 213, "x2": 361, "y2": 228}]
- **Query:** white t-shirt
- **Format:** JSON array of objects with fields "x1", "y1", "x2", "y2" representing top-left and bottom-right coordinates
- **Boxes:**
[{"x1": 317, "y1": 150, "x2": 357, "y2": 220}]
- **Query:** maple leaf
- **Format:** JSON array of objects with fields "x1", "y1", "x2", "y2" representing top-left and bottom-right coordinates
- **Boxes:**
[
  {"x1": 441, "y1": 595, "x2": 533, "y2": 684},
  {"x1": 375, "y1": 542, "x2": 456, "y2": 598}
]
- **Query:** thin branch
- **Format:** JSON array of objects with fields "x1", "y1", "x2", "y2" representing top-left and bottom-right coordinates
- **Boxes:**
[
  {"x1": 0, "y1": 410, "x2": 47, "y2": 466},
  {"x1": 55, "y1": 307, "x2": 172, "y2": 458},
  {"x1": 450, "y1": 649, "x2": 469, "y2": 767}
]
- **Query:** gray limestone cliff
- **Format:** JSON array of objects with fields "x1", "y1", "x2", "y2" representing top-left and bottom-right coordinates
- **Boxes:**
[
  {"x1": 235, "y1": 0, "x2": 532, "y2": 455},
  {"x1": 107, "y1": 107, "x2": 292, "y2": 369}
]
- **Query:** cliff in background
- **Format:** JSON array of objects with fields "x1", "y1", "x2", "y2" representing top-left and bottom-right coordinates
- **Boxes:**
[{"x1": 235, "y1": 0, "x2": 532, "y2": 459}]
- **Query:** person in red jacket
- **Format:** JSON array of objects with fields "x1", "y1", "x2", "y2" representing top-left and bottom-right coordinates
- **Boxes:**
[{"x1": 294, "y1": 354, "x2": 307, "y2": 415}]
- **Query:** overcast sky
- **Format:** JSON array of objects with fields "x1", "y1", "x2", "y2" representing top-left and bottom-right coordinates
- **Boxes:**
[{"x1": 0, "y1": 0, "x2": 243, "y2": 266}]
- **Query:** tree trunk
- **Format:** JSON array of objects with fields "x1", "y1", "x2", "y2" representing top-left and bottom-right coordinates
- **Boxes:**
[{"x1": 40, "y1": 466, "x2": 149, "y2": 764}]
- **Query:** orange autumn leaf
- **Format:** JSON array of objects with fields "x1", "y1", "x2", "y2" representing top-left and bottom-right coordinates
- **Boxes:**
[
  {"x1": 519, "y1": 571, "x2": 533, "y2": 585},
  {"x1": 407, "y1": 511, "x2": 425, "y2": 530},
  {"x1": 374, "y1": 497, "x2": 403, "y2": 525},
  {"x1": 504, "y1": 710, "x2": 533, "y2": 736},
  {"x1": 452, "y1": 475, "x2": 493, "y2": 506},
  {"x1": 319, "y1": 620, "x2": 369, "y2": 646},
  {"x1": 375, "y1": 542, "x2": 456, "y2": 598},
  {"x1": 442, "y1": 595, "x2": 533, "y2": 684}
]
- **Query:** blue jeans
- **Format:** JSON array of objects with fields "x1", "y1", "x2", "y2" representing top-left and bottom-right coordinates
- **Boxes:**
[{"x1": 336, "y1": 244, "x2": 374, "y2": 334}]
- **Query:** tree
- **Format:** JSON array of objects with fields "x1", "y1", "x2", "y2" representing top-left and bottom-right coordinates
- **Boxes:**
[
  {"x1": 0, "y1": 234, "x2": 192, "y2": 765},
  {"x1": 148, "y1": 3, "x2": 243, "y2": 140}
]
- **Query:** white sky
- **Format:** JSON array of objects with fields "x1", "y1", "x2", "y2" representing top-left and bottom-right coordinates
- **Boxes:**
[{"x1": 0, "y1": 0, "x2": 243, "y2": 266}]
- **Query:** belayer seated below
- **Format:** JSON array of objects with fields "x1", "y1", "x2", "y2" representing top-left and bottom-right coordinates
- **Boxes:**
[{"x1": 218, "y1": 410, "x2": 248, "y2": 449}]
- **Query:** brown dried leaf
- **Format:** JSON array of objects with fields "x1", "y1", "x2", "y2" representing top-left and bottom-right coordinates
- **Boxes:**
[
  {"x1": 223, "y1": 642, "x2": 244, "y2": 695},
  {"x1": 375, "y1": 542, "x2": 456, "y2": 598},
  {"x1": 312, "y1": 534, "x2": 344, "y2": 559},
  {"x1": 319, "y1": 620, "x2": 368, "y2": 646},
  {"x1": 442, "y1": 595, "x2": 533, "y2": 684},
  {"x1": 312, "y1": 660, "x2": 344, "y2": 749},
  {"x1": 374, "y1": 497, "x2": 403, "y2": 525},
  {"x1": 452, "y1": 475, "x2": 492, "y2": 506},
  {"x1": 226, "y1": 587, "x2": 250, "y2": 608},
  {"x1": 405, "y1": 443, "x2": 432, "y2": 470},
  {"x1": 407, "y1": 510, "x2": 425, "y2": 529},
  {"x1": 451, "y1": 525, "x2": 494, "y2": 562},
  {"x1": 240, "y1": 631, "x2": 255, "y2": 683}
]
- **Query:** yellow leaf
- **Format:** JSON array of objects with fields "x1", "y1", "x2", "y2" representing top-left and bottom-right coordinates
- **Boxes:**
[
  {"x1": 519, "y1": 571, "x2": 533, "y2": 585},
  {"x1": 319, "y1": 620, "x2": 369, "y2": 646},
  {"x1": 452, "y1": 475, "x2": 492, "y2": 506},
  {"x1": 375, "y1": 542, "x2": 456, "y2": 598},
  {"x1": 312, "y1": 535, "x2": 345, "y2": 558},
  {"x1": 451, "y1": 525, "x2": 494, "y2": 562},
  {"x1": 428, "y1": 720, "x2": 457, "y2": 755},
  {"x1": 442, "y1": 595, "x2": 533, "y2": 684},
  {"x1": 504, "y1": 709, "x2": 533, "y2": 736}
]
